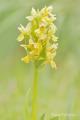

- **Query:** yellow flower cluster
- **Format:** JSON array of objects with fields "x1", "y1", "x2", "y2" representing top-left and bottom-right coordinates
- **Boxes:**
[{"x1": 17, "y1": 6, "x2": 58, "y2": 68}]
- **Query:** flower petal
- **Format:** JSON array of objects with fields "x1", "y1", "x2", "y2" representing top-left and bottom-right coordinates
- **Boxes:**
[
  {"x1": 17, "y1": 34, "x2": 24, "y2": 41},
  {"x1": 21, "y1": 55, "x2": 30, "y2": 63}
]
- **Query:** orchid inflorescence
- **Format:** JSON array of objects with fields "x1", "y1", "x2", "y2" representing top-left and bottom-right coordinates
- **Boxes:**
[{"x1": 18, "y1": 6, "x2": 58, "y2": 68}]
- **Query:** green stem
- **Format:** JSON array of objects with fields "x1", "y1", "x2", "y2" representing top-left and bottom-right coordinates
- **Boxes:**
[{"x1": 32, "y1": 65, "x2": 38, "y2": 120}]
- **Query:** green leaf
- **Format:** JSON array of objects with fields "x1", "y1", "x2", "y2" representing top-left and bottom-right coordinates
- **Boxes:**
[
  {"x1": 40, "y1": 113, "x2": 45, "y2": 120},
  {"x1": 50, "y1": 116, "x2": 59, "y2": 120}
]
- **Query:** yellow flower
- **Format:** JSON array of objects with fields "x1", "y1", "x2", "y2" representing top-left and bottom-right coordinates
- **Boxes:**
[
  {"x1": 21, "y1": 55, "x2": 30, "y2": 63},
  {"x1": 17, "y1": 6, "x2": 58, "y2": 68},
  {"x1": 17, "y1": 24, "x2": 27, "y2": 41},
  {"x1": 46, "y1": 50, "x2": 57, "y2": 68},
  {"x1": 17, "y1": 23, "x2": 31, "y2": 41}
]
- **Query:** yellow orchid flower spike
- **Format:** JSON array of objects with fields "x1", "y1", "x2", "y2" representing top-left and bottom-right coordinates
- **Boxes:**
[{"x1": 18, "y1": 6, "x2": 58, "y2": 68}]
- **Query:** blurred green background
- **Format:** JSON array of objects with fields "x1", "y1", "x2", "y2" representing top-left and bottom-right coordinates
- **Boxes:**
[{"x1": 0, "y1": 0, "x2": 80, "y2": 119}]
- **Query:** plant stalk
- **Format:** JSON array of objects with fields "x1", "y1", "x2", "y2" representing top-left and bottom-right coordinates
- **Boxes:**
[{"x1": 32, "y1": 65, "x2": 38, "y2": 120}]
